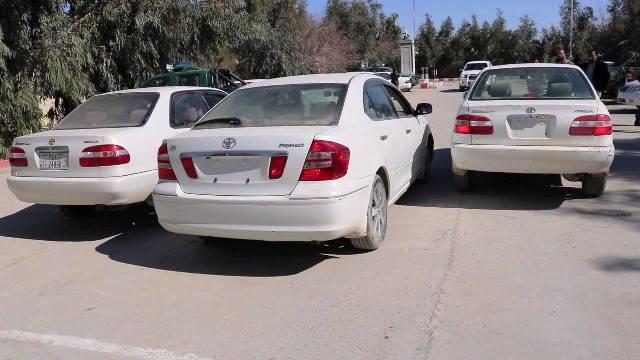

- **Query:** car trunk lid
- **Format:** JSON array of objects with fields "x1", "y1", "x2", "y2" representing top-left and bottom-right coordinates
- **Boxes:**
[{"x1": 167, "y1": 126, "x2": 331, "y2": 196}]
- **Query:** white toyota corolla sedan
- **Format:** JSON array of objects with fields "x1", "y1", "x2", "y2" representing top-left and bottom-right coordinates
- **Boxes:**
[
  {"x1": 452, "y1": 63, "x2": 615, "y2": 197},
  {"x1": 7, "y1": 86, "x2": 227, "y2": 217},
  {"x1": 153, "y1": 73, "x2": 434, "y2": 250}
]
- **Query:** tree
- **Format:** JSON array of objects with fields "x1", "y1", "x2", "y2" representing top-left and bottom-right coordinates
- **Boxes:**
[{"x1": 415, "y1": 14, "x2": 439, "y2": 71}]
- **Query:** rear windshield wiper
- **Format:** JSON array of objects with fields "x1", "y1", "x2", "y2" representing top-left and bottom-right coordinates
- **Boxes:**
[{"x1": 193, "y1": 117, "x2": 242, "y2": 128}]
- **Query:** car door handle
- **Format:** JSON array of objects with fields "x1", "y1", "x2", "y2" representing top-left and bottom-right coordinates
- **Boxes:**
[
  {"x1": 380, "y1": 135, "x2": 388, "y2": 141},
  {"x1": 406, "y1": 129, "x2": 412, "y2": 134}
]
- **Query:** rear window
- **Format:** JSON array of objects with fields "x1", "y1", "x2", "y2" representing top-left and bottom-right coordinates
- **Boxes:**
[
  {"x1": 194, "y1": 84, "x2": 347, "y2": 129},
  {"x1": 55, "y1": 93, "x2": 159, "y2": 130},
  {"x1": 465, "y1": 63, "x2": 488, "y2": 71},
  {"x1": 470, "y1": 67, "x2": 595, "y2": 101}
]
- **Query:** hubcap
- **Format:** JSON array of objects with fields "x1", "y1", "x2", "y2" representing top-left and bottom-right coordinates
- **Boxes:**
[{"x1": 370, "y1": 182, "x2": 387, "y2": 239}]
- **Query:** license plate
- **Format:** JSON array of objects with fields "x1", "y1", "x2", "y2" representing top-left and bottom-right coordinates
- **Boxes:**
[
  {"x1": 508, "y1": 114, "x2": 553, "y2": 139},
  {"x1": 39, "y1": 152, "x2": 69, "y2": 170}
]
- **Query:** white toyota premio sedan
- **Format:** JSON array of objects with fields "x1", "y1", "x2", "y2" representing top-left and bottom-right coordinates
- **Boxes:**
[
  {"x1": 153, "y1": 73, "x2": 434, "y2": 250},
  {"x1": 7, "y1": 87, "x2": 227, "y2": 217},
  {"x1": 452, "y1": 64, "x2": 615, "y2": 197}
]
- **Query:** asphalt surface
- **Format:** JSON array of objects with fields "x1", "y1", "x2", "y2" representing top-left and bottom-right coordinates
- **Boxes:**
[{"x1": 0, "y1": 84, "x2": 639, "y2": 360}]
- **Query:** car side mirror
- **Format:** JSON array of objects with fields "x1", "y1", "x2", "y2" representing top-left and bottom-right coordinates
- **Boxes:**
[{"x1": 415, "y1": 103, "x2": 432, "y2": 115}]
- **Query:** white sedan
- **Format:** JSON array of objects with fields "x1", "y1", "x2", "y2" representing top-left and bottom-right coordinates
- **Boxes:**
[
  {"x1": 153, "y1": 73, "x2": 435, "y2": 250},
  {"x1": 452, "y1": 64, "x2": 614, "y2": 197},
  {"x1": 7, "y1": 86, "x2": 227, "y2": 217},
  {"x1": 617, "y1": 80, "x2": 640, "y2": 106}
]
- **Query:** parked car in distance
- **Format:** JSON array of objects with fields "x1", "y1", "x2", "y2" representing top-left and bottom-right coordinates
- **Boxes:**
[
  {"x1": 153, "y1": 73, "x2": 435, "y2": 250},
  {"x1": 374, "y1": 72, "x2": 413, "y2": 92},
  {"x1": 459, "y1": 61, "x2": 492, "y2": 91},
  {"x1": 617, "y1": 80, "x2": 640, "y2": 107},
  {"x1": 7, "y1": 87, "x2": 227, "y2": 217},
  {"x1": 451, "y1": 64, "x2": 614, "y2": 197}
]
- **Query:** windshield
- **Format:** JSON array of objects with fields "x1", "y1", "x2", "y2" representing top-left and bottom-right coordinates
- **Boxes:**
[
  {"x1": 55, "y1": 93, "x2": 159, "y2": 130},
  {"x1": 465, "y1": 63, "x2": 488, "y2": 71},
  {"x1": 470, "y1": 67, "x2": 595, "y2": 101},
  {"x1": 194, "y1": 84, "x2": 347, "y2": 129}
]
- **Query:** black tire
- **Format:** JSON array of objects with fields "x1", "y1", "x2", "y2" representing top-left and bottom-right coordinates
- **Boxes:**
[
  {"x1": 417, "y1": 146, "x2": 433, "y2": 183},
  {"x1": 350, "y1": 175, "x2": 388, "y2": 250},
  {"x1": 634, "y1": 111, "x2": 640, "y2": 126},
  {"x1": 582, "y1": 174, "x2": 607, "y2": 197},
  {"x1": 453, "y1": 171, "x2": 472, "y2": 192},
  {"x1": 58, "y1": 205, "x2": 97, "y2": 218}
]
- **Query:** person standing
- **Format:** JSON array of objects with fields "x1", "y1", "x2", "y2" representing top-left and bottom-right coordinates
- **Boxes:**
[
  {"x1": 554, "y1": 46, "x2": 574, "y2": 65},
  {"x1": 582, "y1": 49, "x2": 610, "y2": 97},
  {"x1": 626, "y1": 67, "x2": 635, "y2": 83},
  {"x1": 390, "y1": 69, "x2": 400, "y2": 87}
]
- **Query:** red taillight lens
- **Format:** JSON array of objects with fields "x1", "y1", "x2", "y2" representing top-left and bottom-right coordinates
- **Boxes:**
[
  {"x1": 570, "y1": 114, "x2": 612, "y2": 136},
  {"x1": 80, "y1": 145, "x2": 130, "y2": 167},
  {"x1": 455, "y1": 114, "x2": 494, "y2": 135},
  {"x1": 300, "y1": 140, "x2": 350, "y2": 181},
  {"x1": 157, "y1": 143, "x2": 176, "y2": 180},
  {"x1": 180, "y1": 155, "x2": 198, "y2": 179},
  {"x1": 9, "y1": 147, "x2": 28, "y2": 167},
  {"x1": 269, "y1": 155, "x2": 288, "y2": 179}
]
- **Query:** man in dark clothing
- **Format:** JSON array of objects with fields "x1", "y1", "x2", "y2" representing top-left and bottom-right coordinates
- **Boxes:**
[
  {"x1": 581, "y1": 49, "x2": 610, "y2": 96},
  {"x1": 390, "y1": 69, "x2": 400, "y2": 87}
]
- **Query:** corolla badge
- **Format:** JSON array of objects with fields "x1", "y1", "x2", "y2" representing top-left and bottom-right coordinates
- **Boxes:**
[
  {"x1": 48, "y1": 138, "x2": 56, "y2": 145},
  {"x1": 222, "y1": 137, "x2": 237, "y2": 149},
  {"x1": 525, "y1": 107, "x2": 537, "y2": 114}
]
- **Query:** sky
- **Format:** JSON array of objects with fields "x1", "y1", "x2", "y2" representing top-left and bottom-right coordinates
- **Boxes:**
[{"x1": 307, "y1": 0, "x2": 610, "y2": 37}]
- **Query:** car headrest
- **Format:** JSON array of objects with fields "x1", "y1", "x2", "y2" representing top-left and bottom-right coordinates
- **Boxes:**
[
  {"x1": 130, "y1": 109, "x2": 147, "y2": 124},
  {"x1": 488, "y1": 83, "x2": 512, "y2": 97},
  {"x1": 548, "y1": 83, "x2": 573, "y2": 97}
]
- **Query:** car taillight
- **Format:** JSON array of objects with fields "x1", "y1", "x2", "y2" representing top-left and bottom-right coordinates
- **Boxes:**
[
  {"x1": 9, "y1": 147, "x2": 28, "y2": 167},
  {"x1": 569, "y1": 114, "x2": 612, "y2": 136},
  {"x1": 300, "y1": 140, "x2": 350, "y2": 181},
  {"x1": 455, "y1": 114, "x2": 494, "y2": 135},
  {"x1": 180, "y1": 155, "x2": 198, "y2": 179},
  {"x1": 79, "y1": 145, "x2": 130, "y2": 167},
  {"x1": 269, "y1": 155, "x2": 288, "y2": 179},
  {"x1": 157, "y1": 143, "x2": 176, "y2": 180}
]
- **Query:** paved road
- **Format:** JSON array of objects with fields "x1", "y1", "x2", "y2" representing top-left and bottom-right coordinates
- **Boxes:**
[{"x1": 0, "y1": 84, "x2": 638, "y2": 360}]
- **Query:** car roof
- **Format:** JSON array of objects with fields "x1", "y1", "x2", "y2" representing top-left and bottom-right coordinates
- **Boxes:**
[
  {"x1": 484, "y1": 63, "x2": 581, "y2": 70},
  {"x1": 99, "y1": 86, "x2": 225, "y2": 96},
  {"x1": 241, "y1": 73, "x2": 370, "y2": 89},
  {"x1": 467, "y1": 61, "x2": 491, "y2": 64}
]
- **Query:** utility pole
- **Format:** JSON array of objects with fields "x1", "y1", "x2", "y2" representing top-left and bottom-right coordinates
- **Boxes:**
[
  {"x1": 413, "y1": 0, "x2": 416, "y2": 38},
  {"x1": 569, "y1": 0, "x2": 574, "y2": 59}
]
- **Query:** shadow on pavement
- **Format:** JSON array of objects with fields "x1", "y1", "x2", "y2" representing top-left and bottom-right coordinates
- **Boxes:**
[
  {"x1": 95, "y1": 232, "x2": 363, "y2": 277},
  {"x1": 439, "y1": 89, "x2": 462, "y2": 93},
  {"x1": 610, "y1": 138, "x2": 640, "y2": 182},
  {"x1": 593, "y1": 257, "x2": 640, "y2": 272},
  {"x1": 0, "y1": 204, "x2": 157, "y2": 242},
  {"x1": 398, "y1": 148, "x2": 585, "y2": 211}
]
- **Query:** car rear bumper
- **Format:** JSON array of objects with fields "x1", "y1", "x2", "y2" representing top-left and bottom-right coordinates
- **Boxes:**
[
  {"x1": 6, "y1": 171, "x2": 157, "y2": 205},
  {"x1": 152, "y1": 182, "x2": 370, "y2": 242},
  {"x1": 451, "y1": 144, "x2": 615, "y2": 174},
  {"x1": 617, "y1": 93, "x2": 639, "y2": 105}
]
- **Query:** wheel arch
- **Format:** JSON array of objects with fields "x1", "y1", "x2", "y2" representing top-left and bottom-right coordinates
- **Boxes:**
[{"x1": 376, "y1": 167, "x2": 390, "y2": 199}]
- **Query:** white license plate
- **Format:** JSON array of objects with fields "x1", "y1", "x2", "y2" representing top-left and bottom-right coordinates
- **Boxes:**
[{"x1": 39, "y1": 152, "x2": 69, "y2": 170}]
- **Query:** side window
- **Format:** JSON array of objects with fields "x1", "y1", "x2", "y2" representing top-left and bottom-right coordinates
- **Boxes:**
[
  {"x1": 177, "y1": 74, "x2": 200, "y2": 86},
  {"x1": 203, "y1": 92, "x2": 225, "y2": 108},
  {"x1": 171, "y1": 92, "x2": 210, "y2": 128},
  {"x1": 363, "y1": 90, "x2": 381, "y2": 120},
  {"x1": 364, "y1": 85, "x2": 397, "y2": 120},
  {"x1": 148, "y1": 76, "x2": 169, "y2": 87},
  {"x1": 384, "y1": 86, "x2": 413, "y2": 117}
]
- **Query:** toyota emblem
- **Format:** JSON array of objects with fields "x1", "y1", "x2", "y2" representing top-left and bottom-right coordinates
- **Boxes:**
[
  {"x1": 525, "y1": 107, "x2": 537, "y2": 114},
  {"x1": 48, "y1": 138, "x2": 56, "y2": 145},
  {"x1": 222, "y1": 138, "x2": 237, "y2": 149}
]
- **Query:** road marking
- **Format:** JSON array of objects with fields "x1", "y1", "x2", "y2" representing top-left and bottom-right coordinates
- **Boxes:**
[{"x1": 0, "y1": 329, "x2": 212, "y2": 360}]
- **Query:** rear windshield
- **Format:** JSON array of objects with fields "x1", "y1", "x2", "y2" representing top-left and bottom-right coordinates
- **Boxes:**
[
  {"x1": 55, "y1": 93, "x2": 159, "y2": 130},
  {"x1": 465, "y1": 63, "x2": 488, "y2": 71},
  {"x1": 194, "y1": 84, "x2": 347, "y2": 129},
  {"x1": 470, "y1": 67, "x2": 595, "y2": 101}
]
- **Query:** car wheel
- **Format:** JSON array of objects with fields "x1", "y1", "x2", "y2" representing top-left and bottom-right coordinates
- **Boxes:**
[
  {"x1": 453, "y1": 170, "x2": 472, "y2": 192},
  {"x1": 635, "y1": 112, "x2": 640, "y2": 126},
  {"x1": 58, "y1": 205, "x2": 97, "y2": 218},
  {"x1": 582, "y1": 174, "x2": 607, "y2": 197},
  {"x1": 418, "y1": 146, "x2": 433, "y2": 183},
  {"x1": 350, "y1": 175, "x2": 387, "y2": 250}
]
